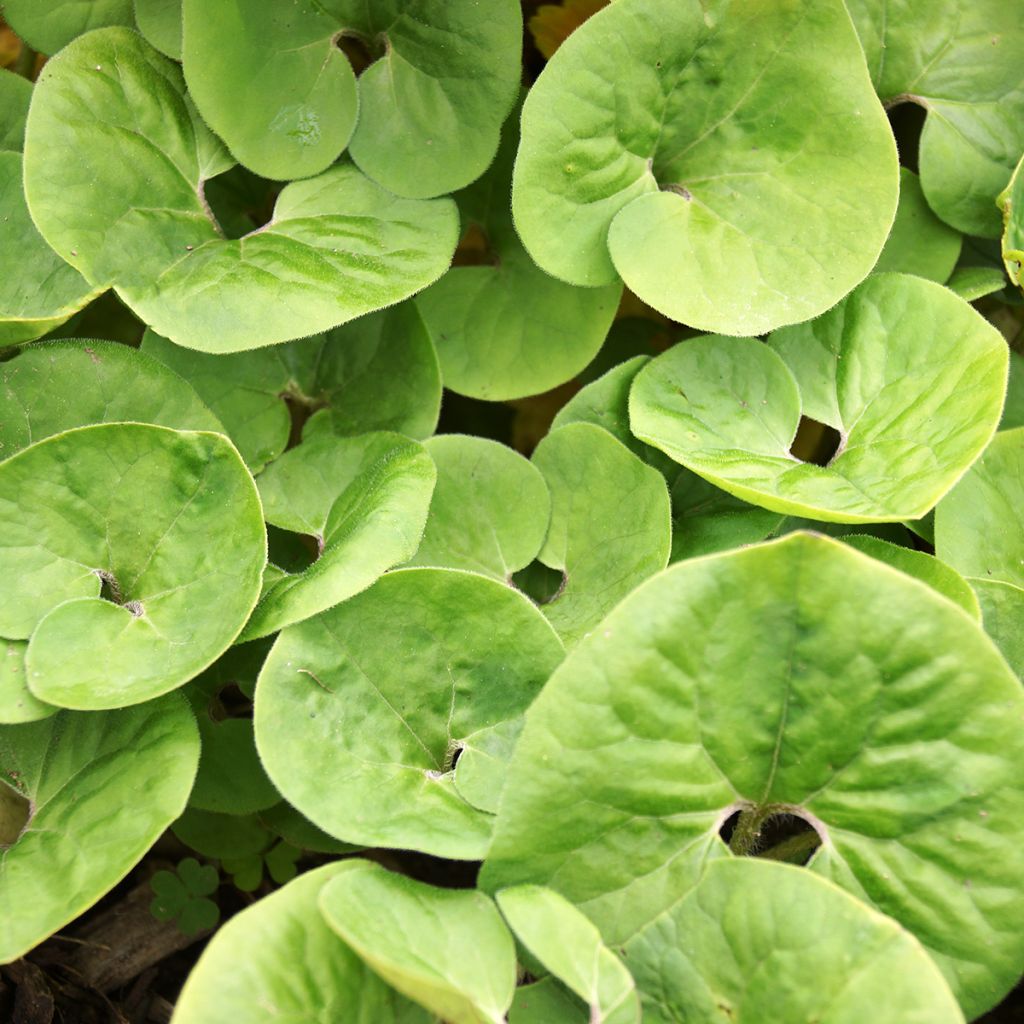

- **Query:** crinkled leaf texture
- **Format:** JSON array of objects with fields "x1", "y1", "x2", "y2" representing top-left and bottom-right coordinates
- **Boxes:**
[
  {"x1": 513, "y1": 0, "x2": 898, "y2": 334},
  {"x1": 625, "y1": 859, "x2": 963, "y2": 1024},
  {"x1": 481, "y1": 533, "x2": 1024, "y2": 1017},
  {"x1": 0, "y1": 694, "x2": 199, "y2": 962},
  {"x1": 320, "y1": 860, "x2": 517, "y2": 1024},
  {"x1": 23, "y1": 28, "x2": 459, "y2": 352},
  {"x1": 497, "y1": 885, "x2": 639, "y2": 1024},
  {"x1": 0, "y1": 423, "x2": 266, "y2": 709},
  {"x1": 255, "y1": 568, "x2": 564, "y2": 858},
  {"x1": 141, "y1": 302, "x2": 441, "y2": 474},
  {"x1": 0, "y1": 339, "x2": 223, "y2": 461},
  {"x1": 182, "y1": 0, "x2": 522, "y2": 195},
  {"x1": 0, "y1": 71, "x2": 99, "y2": 345},
  {"x1": 848, "y1": 0, "x2": 1024, "y2": 237},
  {"x1": 416, "y1": 93, "x2": 620, "y2": 400},
  {"x1": 241, "y1": 432, "x2": 435, "y2": 640},
  {"x1": 629, "y1": 274, "x2": 1007, "y2": 522},
  {"x1": 171, "y1": 862, "x2": 432, "y2": 1024}
]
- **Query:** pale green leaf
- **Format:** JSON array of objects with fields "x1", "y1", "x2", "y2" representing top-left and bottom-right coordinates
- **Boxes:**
[
  {"x1": 2, "y1": 0, "x2": 134, "y2": 53},
  {"x1": 0, "y1": 640, "x2": 55, "y2": 725},
  {"x1": 134, "y1": 0, "x2": 180, "y2": 58},
  {"x1": 971, "y1": 579, "x2": 1024, "y2": 680}
]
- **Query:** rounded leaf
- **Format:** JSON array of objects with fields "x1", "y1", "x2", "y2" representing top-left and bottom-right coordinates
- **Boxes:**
[
  {"x1": 255, "y1": 568, "x2": 564, "y2": 858},
  {"x1": 23, "y1": 28, "x2": 459, "y2": 352},
  {"x1": 0, "y1": 641, "x2": 55, "y2": 725},
  {"x1": 133, "y1": 0, "x2": 181, "y2": 58},
  {"x1": 481, "y1": 533, "x2": 1024, "y2": 1016},
  {"x1": 0, "y1": 694, "x2": 199, "y2": 962},
  {"x1": 625, "y1": 859, "x2": 963, "y2": 1024},
  {"x1": 630, "y1": 274, "x2": 1008, "y2": 522},
  {"x1": 0, "y1": 423, "x2": 266, "y2": 709},
  {"x1": 2, "y1": 0, "x2": 134, "y2": 53},
  {"x1": 513, "y1": 0, "x2": 898, "y2": 334}
]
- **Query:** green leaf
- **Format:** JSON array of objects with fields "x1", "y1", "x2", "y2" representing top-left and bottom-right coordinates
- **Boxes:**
[
  {"x1": 142, "y1": 303, "x2": 441, "y2": 474},
  {"x1": 133, "y1": 0, "x2": 181, "y2": 58},
  {"x1": 172, "y1": 808, "x2": 270, "y2": 861},
  {"x1": 509, "y1": 979, "x2": 587, "y2": 1024},
  {"x1": 0, "y1": 339, "x2": 223, "y2": 461},
  {"x1": 257, "y1": 801, "x2": 356, "y2": 856},
  {"x1": 1003, "y1": 351, "x2": 1024, "y2": 430},
  {"x1": 0, "y1": 138, "x2": 100, "y2": 344},
  {"x1": 847, "y1": 0, "x2": 1024, "y2": 237},
  {"x1": 874, "y1": 168, "x2": 961, "y2": 283},
  {"x1": 23, "y1": 28, "x2": 459, "y2": 352},
  {"x1": 552, "y1": 356, "x2": 783, "y2": 561},
  {"x1": 172, "y1": 863, "x2": 432, "y2": 1024},
  {"x1": 999, "y1": 152, "x2": 1024, "y2": 291},
  {"x1": 630, "y1": 274, "x2": 1007, "y2": 522},
  {"x1": 0, "y1": 640, "x2": 55, "y2": 725},
  {"x1": 497, "y1": 886, "x2": 640, "y2": 1024},
  {"x1": 319, "y1": 859, "x2": 517, "y2": 1024},
  {"x1": 182, "y1": 0, "x2": 522, "y2": 195},
  {"x1": 255, "y1": 568, "x2": 564, "y2": 858},
  {"x1": 971, "y1": 579, "x2": 1024, "y2": 680},
  {"x1": 416, "y1": 95, "x2": 620, "y2": 400},
  {"x1": 0, "y1": 69, "x2": 31, "y2": 153},
  {"x1": 0, "y1": 694, "x2": 199, "y2": 962},
  {"x1": 408, "y1": 436, "x2": 551, "y2": 580},
  {"x1": 625, "y1": 859, "x2": 963, "y2": 1024},
  {"x1": 241, "y1": 433, "x2": 435, "y2": 640},
  {"x1": 0, "y1": 423, "x2": 266, "y2": 709},
  {"x1": 452, "y1": 719, "x2": 522, "y2": 815},
  {"x1": 150, "y1": 858, "x2": 220, "y2": 935},
  {"x1": 2, "y1": 0, "x2": 134, "y2": 53},
  {"x1": 512, "y1": 0, "x2": 898, "y2": 335},
  {"x1": 532, "y1": 423, "x2": 671, "y2": 646},
  {"x1": 842, "y1": 535, "x2": 981, "y2": 619},
  {"x1": 480, "y1": 533, "x2": 1024, "y2": 1016},
  {"x1": 935, "y1": 428, "x2": 1024, "y2": 589}
]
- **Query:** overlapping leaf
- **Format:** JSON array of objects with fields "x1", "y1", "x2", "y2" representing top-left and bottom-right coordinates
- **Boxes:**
[
  {"x1": 2, "y1": 0, "x2": 134, "y2": 53},
  {"x1": 23, "y1": 28, "x2": 459, "y2": 352}
]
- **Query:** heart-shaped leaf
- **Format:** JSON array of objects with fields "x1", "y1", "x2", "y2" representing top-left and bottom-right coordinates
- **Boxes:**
[
  {"x1": 23, "y1": 28, "x2": 459, "y2": 352},
  {"x1": 512, "y1": 0, "x2": 898, "y2": 335},
  {"x1": 172, "y1": 862, "x2": 432, "y2": 1024},
  {"x1": 142, "y1": 302, "x2": 441, "y2": 473},
  {"x1": 416, "y1": 96, "x2": 620, "y2": 400},
  {"x1": 0, "y1": 71, "x2": 99, "y2": 346},
  {"x1": 531, "y1": 422, "x2": 671, "y2": 645},
  {"x1": 497, "y1": 885, "x2": 640, "y2": 1024},
  {"x1": 255, "y1": 567, "x2": 563, "y2": 858},
  {"x1": 134, "y1": 0, "x2": 180, "y2": 58},
  {"x1": 874, "y1": 168, "x2": 962, "y2": 283},
  {"x1": 2, "y1": 0, "x2": 134, "y2": 53},
  {"x1": 630, "y1": 274, "x2": 1007, "y2": 522},
  {"x1": 0, "y1": 423, "x2": 266, "y2": 709},
  {"x1": 847, "y1": 0, "x2": 1024, "y2": 237},
  {"x1": 0, "y1": 339, "x2": 223, "y2": 461},
  {"x1": 241, "y1": 433, "x2": 435, "y2": 640},
  {"x1": 319, "y1": 860, "x2": 517, "y2": 1024},
  {"x1": 481, "y1": 533, "x2": 1024, "y2": 1016},
  {"x1": 0, "y1": 693, "x2": 199, "y2": 962},
  {"x1": 182, "y1": 0, "x2": 522, "y2": 195},
  {"x1": 625, "y1": 859, "x2": 963, "y2": 1024},
  {"x1": 408, "y1": 436, "x2": 551, "y2": 580}
]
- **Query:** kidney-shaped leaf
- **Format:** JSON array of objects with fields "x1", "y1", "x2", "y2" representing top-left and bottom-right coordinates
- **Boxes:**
[
  {"x1": 0, "y1": 694, "x2": 199, "y2": 963},
  {"x1": 0, "y1": 339, "x2": 223, "y2": 461},
  {"x1": 409, "y1": 436, "x2": 551, "y2": 580},
  {"x1": 847, "y1": 0, "x2": 1024, "y2": 238},
  {"x1": 481, "y1": 533, "x2": 1024, "y2": 1017},
  {"x1": 625, "y1": 859, "x2": 963, "y2": 1024},
  {"x1": 531, "y1": 423, "x2": 670, "y2": 646},
  {"x1": 172, "y1": 862, "x2": 432, "y2": 1024},
  {"x1": 183, "y1": 0, "x2": 521, "y2": 196},
  {"x1": 630, "y1": 274, "x2": 1007, "y2": 522},
  {"x1": 142, "y1": 303, "x2": 441, "y2": 473},
  {"x1": 0, "y1": 423, "x2": 265, "y2": 709},
  {"x1": 241, "y1": 433, "x2": 435, "y2": 640},
  {"x1": 416, "y1": 95, "x2": 620, "y2": 400},
  {"x1": 512, "y1": 0, "x2": 898, "y2": 335},
  {"x1": 23, "y1": 28, "x2": 458, "y2": 352},
  {"x1": 320, "y1": 860, "x2": 517, "y2": 1024},
  {"x1": 497, "y1": 886, "x2": 640, "y2": 1024},
  {"x1": 256, "y1": 568, "x2": 564, "y2": 858}
]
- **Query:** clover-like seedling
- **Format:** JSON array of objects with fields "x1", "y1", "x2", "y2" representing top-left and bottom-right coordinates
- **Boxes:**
[{"x1": 150, "y1": 857, "x2": 220, "y2": 936}]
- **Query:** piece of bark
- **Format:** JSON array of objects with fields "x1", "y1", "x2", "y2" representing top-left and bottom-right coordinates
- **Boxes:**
[
  {"x1": 64, "y1": 881, "x2": 209, "y2": 993},
  {"x1": 6, "y1": 961, "x2": 55, "y2": 1024}
]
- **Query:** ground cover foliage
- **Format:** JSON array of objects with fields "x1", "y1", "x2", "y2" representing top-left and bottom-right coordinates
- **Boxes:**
[{"x1": 2, "y1": 0, "x2": 1024, "y2": 1020}]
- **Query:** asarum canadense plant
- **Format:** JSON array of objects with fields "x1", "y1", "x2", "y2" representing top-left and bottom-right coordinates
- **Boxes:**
[{"x1": 1, "y1": 0, "x2": 1024, "y2": 1021}]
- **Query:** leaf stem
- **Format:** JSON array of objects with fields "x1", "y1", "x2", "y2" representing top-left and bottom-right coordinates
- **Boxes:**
[
  {"x1": 759, "y1": 830, "x2": 820, "y2": 864},
  {"x1": 728, "y1": 805, "x2": 770, "y2": 856}
]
